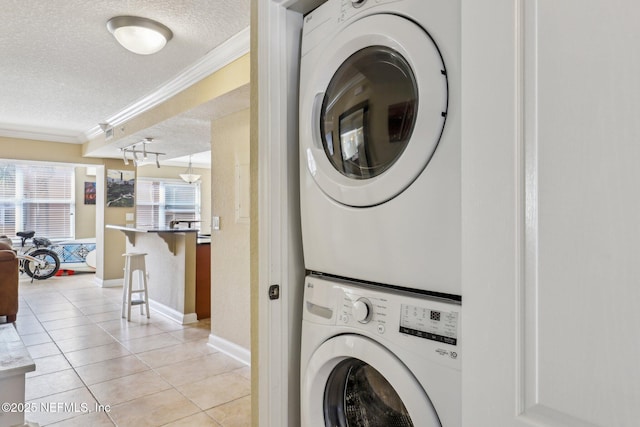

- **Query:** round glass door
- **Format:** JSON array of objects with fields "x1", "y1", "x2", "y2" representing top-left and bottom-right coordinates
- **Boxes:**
[
  {"x1": 324, "y1": 358, "x2": 413, "y2": 427},
  {"x1": 300, "y1": 14, "x2": 448, "y2": 207},
  {"x1": 320, "y1": 46, "x2": 418, "y2": 180},
  {"x1": 300, "y1": 335, "x2": 441, "y2": 427}
]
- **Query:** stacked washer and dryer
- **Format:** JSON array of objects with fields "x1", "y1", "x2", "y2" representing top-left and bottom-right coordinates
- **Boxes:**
[{"x1": 298, "y1": 0, "x2": 461, "y2": 426}]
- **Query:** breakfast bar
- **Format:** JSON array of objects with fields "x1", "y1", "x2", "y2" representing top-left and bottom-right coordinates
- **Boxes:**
[{"x1": 106, "y1": 224, "x2": 204, "y2": 324}]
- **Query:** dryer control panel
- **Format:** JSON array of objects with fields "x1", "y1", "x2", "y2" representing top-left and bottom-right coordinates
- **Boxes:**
[{"x1": 338, "y1": 0, "x2": 403, "y2": 23}]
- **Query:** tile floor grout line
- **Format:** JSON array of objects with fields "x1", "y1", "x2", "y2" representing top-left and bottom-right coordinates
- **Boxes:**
[
  {"x1": 20, "y1": 279, "x2": 127, "y2": 426},
  {"x1": 16, "y1": 275, "x2": 249, "y2": 426},
  {"x1": 23, "y1": 280, "x2": 120, "y2": 426}
]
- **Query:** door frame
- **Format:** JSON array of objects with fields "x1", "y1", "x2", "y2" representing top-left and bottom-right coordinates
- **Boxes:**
[{"x1": 254, "y1": 1, "x2": 307, "y2": 426}]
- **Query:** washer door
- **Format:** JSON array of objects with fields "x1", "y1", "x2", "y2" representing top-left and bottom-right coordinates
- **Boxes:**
[
  {"x1": 300, "y1": 14, "x2": 448, "y2": 207},
  {"x1": 301, "y1": 334, "x2": 441, "y2": 427}
]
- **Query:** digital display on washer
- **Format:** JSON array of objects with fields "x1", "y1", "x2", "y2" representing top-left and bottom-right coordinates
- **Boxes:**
[{"x1": 399, "y1": 304, "x2": 458, "y2": 345}]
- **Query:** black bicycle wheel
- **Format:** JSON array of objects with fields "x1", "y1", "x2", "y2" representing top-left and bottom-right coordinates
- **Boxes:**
[{"x1": 24, "y1": 249, "x2": 60, "y2": 280}]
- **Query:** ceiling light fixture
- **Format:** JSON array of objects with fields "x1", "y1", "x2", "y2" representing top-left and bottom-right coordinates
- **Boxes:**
[
  {"x1": 120, "y1": 138, "x2": 165, "y2": 167},
  {"x1": 179, "y1": 156, "x2": 201, "y2": 184},
  {"x1": 107, "y1": 16, "x2": 173, "y2": 55}
]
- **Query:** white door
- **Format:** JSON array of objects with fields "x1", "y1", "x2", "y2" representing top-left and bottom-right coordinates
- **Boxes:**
[
  {"x1": 301, "y1": 334, "x2": 441, "y2": 427},
  {"x1": 462, "y1": 1, "x2": 640, "y2": 426},
  {"x1": 300, "y1": 14, "x2": 448, "y2": 207}
]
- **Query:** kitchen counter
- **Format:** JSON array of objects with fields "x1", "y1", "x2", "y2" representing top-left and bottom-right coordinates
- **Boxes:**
[
  {"x1": 197, "y1": 234, "x2": 211, "y2": 245},
  {"x1": 106, "y1": 225, "x2": 199, "y2": 255},
  {"x1": 0, "y1": 324, "x2": 35, "y2": 427},
  {"x1": 107, "y1": 224, "x2": 202, "y2": 324}
]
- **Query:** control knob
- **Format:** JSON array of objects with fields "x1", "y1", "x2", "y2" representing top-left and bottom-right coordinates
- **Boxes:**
[
  {"x1": 351, "y1": 0, "x2": 367, "y2": 7},
  {"x1": 352, "y1": 298, "x2": 372, "y2": 323}
]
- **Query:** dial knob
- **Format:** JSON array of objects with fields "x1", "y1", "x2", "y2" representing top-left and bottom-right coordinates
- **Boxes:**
[{"x1": 352, "y1": 298, "x2": 372, "y2": 323}]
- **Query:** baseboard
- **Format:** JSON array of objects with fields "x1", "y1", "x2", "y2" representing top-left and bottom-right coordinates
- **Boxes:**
[
  {"x1": 94, "y1": 277, "x2": 123, "y2": 288},
  {"x1": 148, "y1": 300, "x2": 198, "y2": 325},
  {"x1": 208, "y1": 334, "x2": 251, "y2": 366}
]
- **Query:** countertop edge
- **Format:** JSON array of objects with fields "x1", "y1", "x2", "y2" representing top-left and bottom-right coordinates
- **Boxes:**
[
  {"x1": 106, "y1": 225, "x2": 200, "y2": 233},
  {"x1": 0, "y1": 325, "x2": 36, "y2": 378}
]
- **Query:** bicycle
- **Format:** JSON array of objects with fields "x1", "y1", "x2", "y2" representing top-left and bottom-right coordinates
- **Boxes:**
[{"x1": 5, "y1": 231, "x2": 61, "y2": 281}]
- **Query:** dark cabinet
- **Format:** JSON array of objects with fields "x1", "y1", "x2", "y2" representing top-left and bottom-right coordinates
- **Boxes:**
[{"x1": 195, "y1": 243, "x2": 211, "y2": 319}]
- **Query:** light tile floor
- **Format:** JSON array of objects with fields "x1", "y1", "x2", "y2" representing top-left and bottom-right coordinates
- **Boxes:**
[{"x1": 4, "y1": 273, "x2": 251, "y2": 427}]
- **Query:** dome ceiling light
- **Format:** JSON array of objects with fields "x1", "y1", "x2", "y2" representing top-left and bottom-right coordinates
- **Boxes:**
[{"x1": 107, "y1": 16, "x2": 173, "y2": 55}]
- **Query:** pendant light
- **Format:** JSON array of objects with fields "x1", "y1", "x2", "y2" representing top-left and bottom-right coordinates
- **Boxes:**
[{"x1": 179, "y1": 156, "x2": 201, "y2": 184}]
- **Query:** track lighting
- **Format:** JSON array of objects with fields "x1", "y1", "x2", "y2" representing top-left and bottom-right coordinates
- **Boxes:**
[{"x1": 119, "y1": 138, "x2": 165, "y2": 167}]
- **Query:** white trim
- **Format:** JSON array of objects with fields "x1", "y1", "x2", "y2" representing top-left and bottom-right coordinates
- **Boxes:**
[
  {"x1": 148, "y1": 299, "x2": 198, "y2": 325},
  {"x1": 258, "y1": 3, "x2": 280, "y2": 426},
  {"x1": 258, "y1": 3, "x2": 305, "y2": 427},
  {"x1": 208, "y1": 334, "x2": 251, "y2": 366},
  {"x1": 0, "y1": 26, "x2": 250, "y2": 145},
  {"x1": 1, "y1": 26, "x2": 250, "y2": 145},
  {"x1": 94, "y1": 277, "x2": 123, "y2": 288},
  {"x1": 83, "y1": 26, "x2": 250, "y2": 141},
  {"x1": 0, "y1": 124, "x2": 83, "y2": 143}
]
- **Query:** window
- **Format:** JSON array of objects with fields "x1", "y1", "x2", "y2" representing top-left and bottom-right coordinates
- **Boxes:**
[
  {"x1": 0, "y1": 161, "x2": 75, "y2": 239},
  {"x1": 136, "y1": 178, "x2": 200, "y2": 228}
]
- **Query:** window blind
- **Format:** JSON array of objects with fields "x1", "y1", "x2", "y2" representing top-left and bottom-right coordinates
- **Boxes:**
[
  {"x1": 0, "y1": 162, "x2": 75, "y2": 239},
  {"x1": 136, "y1": 178, "x2": 200, "y2": 229}
]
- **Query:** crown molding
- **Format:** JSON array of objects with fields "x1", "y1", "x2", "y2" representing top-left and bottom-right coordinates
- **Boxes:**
[
  {"x1": 0, "y1": 26, "x2": 249, "y2": 145},
  {"x1": 84, "y1": 26, "x2": 250, "y2": 141},
  {"x1": 0, "y1": 124, "x2": 83, "y2": 143}
]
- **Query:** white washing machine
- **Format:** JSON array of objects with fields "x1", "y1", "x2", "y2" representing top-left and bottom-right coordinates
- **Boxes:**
[
  {"x1": 301, "y1": 274, "x2": 461, "y2": 426},
  {"x1": 299, "y1": 0, "x2": 461, "y2": 297}
]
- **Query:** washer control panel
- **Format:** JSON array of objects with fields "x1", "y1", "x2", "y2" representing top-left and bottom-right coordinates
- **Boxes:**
[
  {"x1": 304, "y1": 274, "x2": 461, "y2": 366},
  {"x1": 337, "y1": 281, "x2": 459, "y2": 345},
  {"x1": 340, "y1": 293, "x2": 389, "y2": 330},
  {"x1": 400, "y1": 304, "x2": 458, "y2": 345},
  {"x1": 352, "y1": 298, "x2": 372, "y2": 323}
]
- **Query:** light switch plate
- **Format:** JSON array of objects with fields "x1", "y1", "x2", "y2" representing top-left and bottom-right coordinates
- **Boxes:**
[
  {"x1": 213, "y1": 216, "x2": 220, "y2": 230},
  {"x1": 125, "y1": 213, "x2": 134, "y2": 221}
]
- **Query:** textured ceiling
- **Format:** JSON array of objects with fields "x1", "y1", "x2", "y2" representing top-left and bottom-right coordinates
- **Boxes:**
[
  {"x1": 0, "y1": 0, "x2": 250, "y2": 165},
  {"x1": 88, "y1": 84, "x2": 251, "y2": 168}
]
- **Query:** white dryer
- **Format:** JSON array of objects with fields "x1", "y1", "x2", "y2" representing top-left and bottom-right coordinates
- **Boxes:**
[
  {"x1": 299, "y1": 0, "x2": 461, "y2": 297},
  {"x1": 301, "y1": 274, "x2": 461, "y2": 426}
]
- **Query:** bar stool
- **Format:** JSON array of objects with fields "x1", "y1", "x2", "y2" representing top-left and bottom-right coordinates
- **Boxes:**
[{"x1": 121, "y1": 253, "x2": 150, "y2": 321}]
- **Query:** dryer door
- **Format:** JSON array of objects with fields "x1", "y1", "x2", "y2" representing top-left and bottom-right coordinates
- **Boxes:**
[
  {"x1": 301, "y1": 334, "x2": 441, "y2": 427},
  {"x1": 300, "y1": 14, "x2": 448, "y2": 207}
]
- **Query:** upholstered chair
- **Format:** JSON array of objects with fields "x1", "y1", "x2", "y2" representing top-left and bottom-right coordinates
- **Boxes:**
[{"x1": 0, "y1": 241, "x2": 19, "y2": 323}]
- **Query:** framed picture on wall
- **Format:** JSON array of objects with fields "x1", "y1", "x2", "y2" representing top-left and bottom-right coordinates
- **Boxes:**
[
  {"x1": 106, "y1": 169, "x2": 135, "y2": 207},
  {"x1": 84, "y1": 181, "x2": 96, "y2": 205}
]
